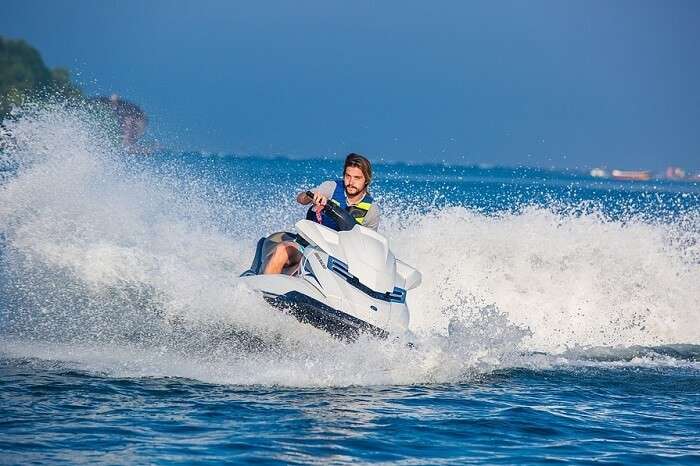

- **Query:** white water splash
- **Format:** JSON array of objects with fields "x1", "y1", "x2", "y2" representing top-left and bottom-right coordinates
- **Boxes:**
[
  {"x1": 1, "y1": 103, "x2": 698, "y2": 387},
  {"x1": 389, "y1": 205, "x2": 700, "y2": 352}
]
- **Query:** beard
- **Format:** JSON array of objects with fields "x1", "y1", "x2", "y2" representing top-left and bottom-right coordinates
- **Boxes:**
[{"x1": 345, "y1": 185, "x2": 362, "y2": 196}]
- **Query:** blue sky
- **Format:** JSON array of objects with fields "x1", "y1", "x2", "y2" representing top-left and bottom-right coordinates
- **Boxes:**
[{"x1": 2, "y1": 0, "x2": 699, "y2": 169}]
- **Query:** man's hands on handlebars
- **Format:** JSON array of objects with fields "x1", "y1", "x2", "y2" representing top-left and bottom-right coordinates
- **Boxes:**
[
  {"x1": 300, "y1": 189, "x2": 357, "y2": 231},
  {"x1": 310, "y1": 191, "x2": 328, "y2": 208},
  {"x1": 301, "y1": 190, "x2": 327, "y2": 208}
]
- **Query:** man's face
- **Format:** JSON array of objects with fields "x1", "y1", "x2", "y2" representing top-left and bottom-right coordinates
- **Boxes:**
[{"x1": 344, "y1": 166, "x2": 367, "y2": 197}]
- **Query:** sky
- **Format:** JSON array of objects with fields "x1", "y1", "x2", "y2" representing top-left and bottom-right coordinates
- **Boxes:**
[{"x1": 2, "y1": 0, "x2": 699, "y2": 169}]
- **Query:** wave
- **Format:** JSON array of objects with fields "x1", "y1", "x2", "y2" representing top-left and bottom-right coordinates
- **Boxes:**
[{"x1": 1, "y1": 103, "x2": 698, "y2": 386}]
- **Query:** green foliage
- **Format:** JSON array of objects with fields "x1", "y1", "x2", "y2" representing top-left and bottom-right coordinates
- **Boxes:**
[
  {"x1": 50, "y1": 67, "x2": 81, "y2": 98},
  {"x1": 0, "y1": 36, "x2": 82, "y2": 118}
]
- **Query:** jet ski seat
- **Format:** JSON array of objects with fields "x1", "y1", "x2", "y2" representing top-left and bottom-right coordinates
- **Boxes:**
[
  {"x1": 243, "y1": 232, "x2": 303, "y2": 276},
  {"x1": 243, "y1": 237, "x2": 267, "y2": 275}
]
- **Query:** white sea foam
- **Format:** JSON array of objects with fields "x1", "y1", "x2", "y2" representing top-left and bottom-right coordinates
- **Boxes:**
[
  {"x1": 1, "y1": 104, "x2": 698, "y2": 387},
  {"x1": 388, "y1": 205, "x2": 700, "y2": 351}
]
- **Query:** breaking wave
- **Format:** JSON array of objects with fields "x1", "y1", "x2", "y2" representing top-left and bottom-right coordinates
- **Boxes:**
[{"x1": 1, "y1": 103, "x2": 698, "y2": 386}]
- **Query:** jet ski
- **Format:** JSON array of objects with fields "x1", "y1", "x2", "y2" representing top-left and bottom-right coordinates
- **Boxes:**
[{"x1": 240, "y1": 192, "x2": 422, "y2": 342}]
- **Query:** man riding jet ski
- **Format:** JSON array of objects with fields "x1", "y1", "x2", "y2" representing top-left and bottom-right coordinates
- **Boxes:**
[{"x1": 240, "y1": 153, "x2": 422, "y2": 341}]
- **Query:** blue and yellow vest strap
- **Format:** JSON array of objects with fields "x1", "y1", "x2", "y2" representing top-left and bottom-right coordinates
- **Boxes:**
[{"x1": 329, "y1": 179, "x2": 373, "y2": 225}]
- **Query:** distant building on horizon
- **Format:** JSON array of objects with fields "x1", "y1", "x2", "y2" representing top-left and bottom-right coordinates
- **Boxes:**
[
  {"x1": 666, "y1": 166, "x2": 686, "y2": 180},
  {"x1": 610, "y1": 169, "x2": 652, "y2": 181}
]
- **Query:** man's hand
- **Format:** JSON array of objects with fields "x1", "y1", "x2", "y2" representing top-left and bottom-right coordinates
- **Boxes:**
[
  {"x1": 311, "y1": 192, "x2": 328, "y2": 207},
  {"x1": 298, "y1": 190, "x2": 328, "y2": 207}
]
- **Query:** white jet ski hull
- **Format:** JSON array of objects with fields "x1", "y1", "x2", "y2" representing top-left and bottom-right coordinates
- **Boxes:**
[{"x1": 240, "y1": 220, "x2": 421, "y2": 341}]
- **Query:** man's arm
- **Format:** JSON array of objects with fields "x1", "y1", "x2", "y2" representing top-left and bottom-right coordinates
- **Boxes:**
[
  {"x1": 297, "y1": 181, "x2": 336, "y2": 206},
  {"x1": 363, "y1": 204, "x2": 380, "y2": 231}
]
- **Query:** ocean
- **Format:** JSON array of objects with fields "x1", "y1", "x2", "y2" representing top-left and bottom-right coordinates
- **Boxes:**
[{"x1": 1, "y1": 104, "x2": 699, "y2": 464}]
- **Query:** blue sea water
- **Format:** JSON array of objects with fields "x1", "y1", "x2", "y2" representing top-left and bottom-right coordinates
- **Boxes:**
[{"x1": 1, "y1": 104, "x2": 699, "y2": 464}]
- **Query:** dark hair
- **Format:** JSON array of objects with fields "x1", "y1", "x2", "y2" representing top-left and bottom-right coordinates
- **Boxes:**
[{"x1": 343, "y1": 153, "x2": 372, "y2": 186}]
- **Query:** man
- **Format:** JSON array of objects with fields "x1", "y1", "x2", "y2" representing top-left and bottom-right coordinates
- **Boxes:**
[{"x1": 263, "y1": 153, "x2": 380, "y2": 275}]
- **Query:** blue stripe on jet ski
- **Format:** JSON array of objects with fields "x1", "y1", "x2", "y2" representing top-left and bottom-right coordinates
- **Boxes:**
[
  {"x1": 327, "y1": 257, "x2": 407, "y2": 304},
  {"x1": 263, "y1": 291, "x2": 389, "y2": 342}
]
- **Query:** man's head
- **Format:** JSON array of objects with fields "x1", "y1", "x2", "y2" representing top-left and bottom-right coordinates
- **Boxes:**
[{"x1": 343, "y1": 153, "x2": 372, "y2": 197}]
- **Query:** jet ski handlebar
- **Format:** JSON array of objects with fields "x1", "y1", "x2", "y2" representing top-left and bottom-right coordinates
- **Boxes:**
[{"x1": 305, "y1": 191, "x2": 358, "y2": 231}]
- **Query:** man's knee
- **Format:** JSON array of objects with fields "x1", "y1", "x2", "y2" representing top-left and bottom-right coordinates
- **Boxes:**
[
  {"x1": 263, "y1": 242, "x2": 300, "y2": 274},
  {"x1": 271, "y1": 243, "x2": 289, "y2": 261}
]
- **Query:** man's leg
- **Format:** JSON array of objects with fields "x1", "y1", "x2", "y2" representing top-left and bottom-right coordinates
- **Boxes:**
[{"x1": 263, "y1": 242, "x2": 301, "y2": 274}]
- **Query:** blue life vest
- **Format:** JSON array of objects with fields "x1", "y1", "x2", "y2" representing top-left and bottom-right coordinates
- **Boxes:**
[{"x1": 306, "y1": 179, "x2": 374, "y2": 231}]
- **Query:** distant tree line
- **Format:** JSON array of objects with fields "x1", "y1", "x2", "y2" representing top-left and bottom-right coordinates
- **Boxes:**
[
  {"x1": 0, "y1": 36, "x2": 82, "y2": 118},
  {"x1": 1, "y1": 36, "x2": 147, "y2": 149}
]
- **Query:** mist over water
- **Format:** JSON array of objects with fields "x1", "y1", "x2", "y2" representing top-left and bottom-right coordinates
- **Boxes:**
[{"x1": 1, "y1": 103, "x2": 699, "y2": 388}]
